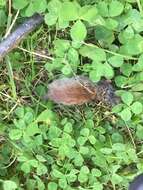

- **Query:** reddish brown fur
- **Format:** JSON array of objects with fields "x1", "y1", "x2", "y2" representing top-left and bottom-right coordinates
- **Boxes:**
[
  {"x1": 46, "y1": 76, "x2": 96, "y2": 105},
  {"x1": 44, "y1": 76, "x2": 119, "y2": 106}
]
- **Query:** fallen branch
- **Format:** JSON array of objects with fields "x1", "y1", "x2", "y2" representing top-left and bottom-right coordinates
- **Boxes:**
[{"x1": 0, "y1": 14, "x2": 44, "y2": 61}]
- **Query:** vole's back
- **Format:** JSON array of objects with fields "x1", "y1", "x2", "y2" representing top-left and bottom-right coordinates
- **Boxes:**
[
  {"x1": 45, "y1": 76, "x2": 119, "y2": 106},
  {"x1": 46, "y1": 76, "x2": 96, "y2": 105}
]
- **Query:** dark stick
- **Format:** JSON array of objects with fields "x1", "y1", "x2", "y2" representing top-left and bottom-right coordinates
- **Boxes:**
[
  {"x1": 129, "y1": 173, "x2": 143, "y2": 190},
  {"x1": 0, "y1": 14, "x2": 44, "y2": 61}
]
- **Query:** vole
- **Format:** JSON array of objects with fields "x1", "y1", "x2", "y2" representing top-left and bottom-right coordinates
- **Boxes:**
[{"x1": 44, "y1": 76, "x2": 119, "y2": 106}]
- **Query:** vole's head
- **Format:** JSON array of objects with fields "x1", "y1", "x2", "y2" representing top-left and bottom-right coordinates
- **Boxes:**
[{"x1": 96, "y1": 80, "x2": 120, "y2": 107}]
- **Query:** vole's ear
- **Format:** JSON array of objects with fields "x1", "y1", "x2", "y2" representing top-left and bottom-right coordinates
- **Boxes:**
[{"x1": 44, "y1": 77, "x2": 96, "y2": 105}]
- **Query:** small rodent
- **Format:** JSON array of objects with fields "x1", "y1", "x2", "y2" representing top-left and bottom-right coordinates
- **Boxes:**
[
  {"x1": 44, "y1": 76, "x2": 119, "y2": 106},
  {"x1": 129, "y1": 173, "x2": 143, "y2": 190}
]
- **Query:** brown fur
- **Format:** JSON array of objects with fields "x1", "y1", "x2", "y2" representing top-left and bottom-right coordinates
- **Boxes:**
[{"x1": 44, "y1": 76, "x2": 119, "y2": 106}]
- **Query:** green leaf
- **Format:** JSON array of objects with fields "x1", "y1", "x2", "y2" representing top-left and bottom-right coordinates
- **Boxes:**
[
  {"x1": 48, "y1": 182, "x2": 58, "y2": 190},
  {"x1": 64, "y1": 122, "x2": 73, "y2": 133},
  {"x1": 78, "y1": 172, "x2": 88, "y2": 183},
  {"x1": 136, "y1": 125, "x2": 143, "y2": 140},
  {"x1": 80, "y1": 128, "x2": 90, "y2": 137},
  {"x1": 48, "y1": 126, "x2": 62, "y2": 139},
  {"x1": 37, "y1": 163, "x2": 47, "y2": 175},
  {"x1": 88, "y1": 135, "x2": 97, "y2": 144},
  {"x1": 108, "y1": 55, "x2": 123, "y2": 68},
  {"x1": 47, "y1": 0, "x2": 61, "y2": 15},
  {"x1": 80, "y1": 146, "x2": 89, "y2": 155},
  {"x1": 36, "y1": 155, "x2": 46, "y2": 162},
  {"x1": 133, "y1": 54, "x2": 143, "y2": 71},
  {"x1": 120, "y1": 35, "x2": 143, "y2": 56},
  {"x1": 24, "y1": 3, "x2": 35, "y2": 17},
  {"x1": 105, "y1": 18, "x2": 118, "y2": 30},
  {"x1": 90, "y1": 61, "x2": 104, "y2": 82},
  {"x1": 24, "y1": 0, "x2": 47, "y2": 16},
  {"x1": 67, "y1": 173, "x2": 77, "y2": 183},
  {"x1": 85, "y1": 119, "x2": 94, "y2": 128},
  {"x1": 127, "y1": 148, "x2": 138, "y2": 162},
  {"x1": 80, "y1": 5, "x2": 98, "y2": 23},
  {"x1": 62, "y1": 65, "x2": 72, "y2": 75},
  {"x1": 25, "y1": 179, "x2": 36, "y2": 189},
  {"x1": 80, "y1": 166, "x2": 89, "y2": 174},
  {"x1": 135, "y1": 71, "x2": 143, "y2": 82},
  {"x1": 44, "y1": 13, "x2": 57, "y2": 26},
  {"x1": 93, "y1": 152, "x2": 107, "y2": 168},
  {"x1": 120, "y1": 63, "x2": 132, "y2": 77},
  {"x1": 58, "y1": 17, "x2": 69, "y2": 29},
  {"x1": 17, "y1": 155, "x2": 28, "y2": 162},
  {"x1": 92, "y1": 182, "x2": 103, "y2": 190},
  {"x1": 97, "y1": 2, "x2": 108, "y2": 17},
  {"x1": 9, "y1": 129, "x2": 22, "y2": 140},
  {"x1": 119, "y1": 108, "x2": 132, "y2": 121},
  {"x1": 29, "y1": 159, "x2": 38, "y2": 167},
  {"x1": 74, "y1": 154, "x2": 84, "y2": 166},
  {"x1": 68, "y1": 47, "x2": 79, "y2": 61},
  {"x1": 131, "y1": 102, "x2": 143, "y2": 114},
  {"x1": 79, "y1": 46, "x2": 106, "y2": 61},
  {"x1": 112, "y1": 133, "x2": 124, "y2": 143},
  {"x1": 32, "y1": 0, "x2": 47, "y2": 13},
  {"x1": 21, "y1": 162, "x2": 31, "y2": 173},
  {"x1": 121, "y1": 91, "x2": 133, "y2": 105},
  {"x1": 54, "y1": 39, "x2": 70, "y2": 57},
  {"x1": 77, "y1": 136, "x2": 87, "y2": 146},
  {"x1": 15, "y1": 107, "x2": 25, "y2": 118},
  {"x1": 24, "y1": 111, "x2": 34, "y2": 124},
  {"x1": 132, "y1": 83, "x2": 143, "y2": 91},
  {"x1": 111, "y1": 174, "x2": 123, "y2": 184},
  {"x1": 3, "y1": 180, "x2": 17, "y2": 190},
  {"x1": 13, "y1": 0, "x2": 28, "y2": 9},
  {"x1": 109, "y1": 1, "x2": 124, "y2": 17},
  {"x1": 70, "y1": 20, "x2": 87, "y2": 42},
  {"x1": 103, "y1": 63, "x2": 114, "y2": 79},
  {"x1": 0, "y1": 0, "x2": 6, "y2": 7},
  {"x1": 91, "y1": 169, "x2": 102, "y2": 177},
  {"x1": 0, "y1": 9, "x2": 6, "y2": 27},
  {"x1": 52, "y1": 169, "x2": 64, "y2": 178},
  {"x1": 112, "y1": 104, "x2": 123, "y2": 113},
  {"x1": 59, "y1": 177, "x2": 67, "y2": 189},
  {"x1": 89, "y1": 68, "x2": 102, "y2": 82},
  {"x1": 60, "y1": 2, "x2": 79, "y2": 21},
  {"x1": 118, "y1": 26, "x2": 134, "y2": 44},
  {"x1": 100, "y1": 148, "x2": 112, "y2": 154},
  {"x1": 112, "y1": 143, "x2": 125, "y2": 151},
  {"x1": 35, "y1": 176, "x2": 45, "y2": 190},
  {"x1": 115, "y1": 75, "x2": 127, "y2": 87},
  {"x1": 72, "y1": 41, "x2": 82, "y2": 49},
  {"x1": 26, "y1": 123, "x2": 40, "y2": 136},
  {"x1": 14, "y1": 119, "x2": 26, "y2": 130},
  {"x1": 59, "y1": 144, "x2": 70, "y2": 157},
  {"x1": 36, "y1": 109, "x2": 56, "y2": 124},
  {"x1": 95, "y1": 25, "x2": 114, "y2": 44}
]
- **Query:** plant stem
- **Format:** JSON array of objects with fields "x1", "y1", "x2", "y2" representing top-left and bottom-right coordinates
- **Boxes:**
[{"x1": 5, "y1": 56, "x2": 17, "y2": 100}]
